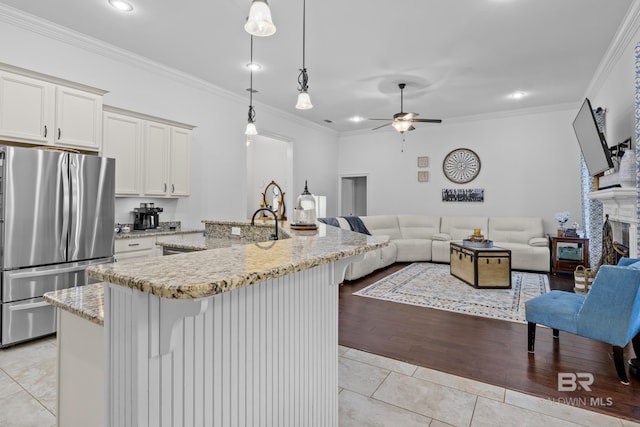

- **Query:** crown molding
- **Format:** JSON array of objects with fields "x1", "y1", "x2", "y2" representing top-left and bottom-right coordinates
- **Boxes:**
[
  {"x1": 0, "y1": 4, "x2": 336, "y2": 137},
  {"x1": 585, "y1": 1, "x2": 640, "y2": 96}
]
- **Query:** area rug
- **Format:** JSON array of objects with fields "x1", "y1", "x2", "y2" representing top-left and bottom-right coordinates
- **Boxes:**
[{"x1": 353, "y1": 262, "x2": 549, "y2": 324}]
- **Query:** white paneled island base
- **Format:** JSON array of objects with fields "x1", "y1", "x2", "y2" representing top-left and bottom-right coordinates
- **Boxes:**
[
  {"x1": 105, "y1": 260, "x2": 350, "y2": 427},
  {"x1": 83, "y1": 222, "x2": 385, "y2": 427}
]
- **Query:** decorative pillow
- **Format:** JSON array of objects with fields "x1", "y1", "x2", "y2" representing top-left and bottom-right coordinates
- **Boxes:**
[
  {"x1": 528, "y1": 237, "x2": 549, "y2": 247},
  {"x1": 432, "y1": 233, "x2": 452, "y2": 241},
  {"x1": 627, "y1": 261, "x2": 640, "y2": 270}
]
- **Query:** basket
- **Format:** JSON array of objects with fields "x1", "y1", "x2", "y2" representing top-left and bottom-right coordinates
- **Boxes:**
[{"x1": 574, "y1": 265, "x2": 594, "y2": 294}]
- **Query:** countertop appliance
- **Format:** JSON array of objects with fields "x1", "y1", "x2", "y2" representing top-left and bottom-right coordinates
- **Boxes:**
[
  {"x1": 0, "y1": 145, "x2": 115, "y2": 347},
  {"x1": 133, "y1": 204, "x2": 163, "y2": 230}
]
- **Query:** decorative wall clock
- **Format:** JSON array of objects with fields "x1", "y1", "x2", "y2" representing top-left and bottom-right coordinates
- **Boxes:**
[{"x1": 442, "y1": 148, "x2": 481, "y2": 183}]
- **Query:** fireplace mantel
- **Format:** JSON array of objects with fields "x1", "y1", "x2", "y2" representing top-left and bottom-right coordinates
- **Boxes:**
[{"x1": 588, "y1": 188, "x2": 637, "y2": 258}]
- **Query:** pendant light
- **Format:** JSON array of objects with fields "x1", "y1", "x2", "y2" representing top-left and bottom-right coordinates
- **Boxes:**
[
  {"x1": 244, "y1": 0, "x2": 276, "y2": 37},
  {"x1": 245, "y1": 35, "x2": 258, "y2": 138},
  {"x1": 295, "y1": 0, "x2": 313, "y2": 110}
]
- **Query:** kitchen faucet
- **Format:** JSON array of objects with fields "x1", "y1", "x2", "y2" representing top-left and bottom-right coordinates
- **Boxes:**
[{"x1": 251, "y1": 207, "x2": 279, "y2": 240}]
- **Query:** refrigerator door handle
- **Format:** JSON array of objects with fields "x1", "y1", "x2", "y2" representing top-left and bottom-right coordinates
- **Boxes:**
[
  {"x1": 60, "y1": 154, "x2": 70, "y2": 260},
  {"x1": 8, "y1": 301, "x2": 51, "y2": 311}
]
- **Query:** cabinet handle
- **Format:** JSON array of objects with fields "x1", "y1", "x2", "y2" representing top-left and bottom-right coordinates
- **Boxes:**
[
  {"x1": 58, "y1": 128, "x2": 61, "y2": 140},
  {"x1": 172, "y1": 184, "x2": 175, "y2": 193},
  {"x1": 164, "y1": 183, "x2": 167, "y2": 192},
  {"x1": 44, "y1": 125, "x2": 47, "y2": 138},
  {"x1": 128, "y1": 243, "x2": 140, "y2": 247}
]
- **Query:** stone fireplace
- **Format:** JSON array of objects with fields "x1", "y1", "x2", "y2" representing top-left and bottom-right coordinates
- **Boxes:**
[{"x1": 588, "y1": 188, "x2": 637, "y2": 258}]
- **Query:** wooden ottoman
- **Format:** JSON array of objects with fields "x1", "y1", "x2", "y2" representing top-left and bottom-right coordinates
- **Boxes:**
[{"x1": 450, "y1": 242, "x2": 512, "y2": 289}]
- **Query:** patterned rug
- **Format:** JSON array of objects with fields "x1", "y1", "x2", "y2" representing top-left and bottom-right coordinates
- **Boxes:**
[{"x1": 353, "y1": 262, "x2": 550, "y2": 324}]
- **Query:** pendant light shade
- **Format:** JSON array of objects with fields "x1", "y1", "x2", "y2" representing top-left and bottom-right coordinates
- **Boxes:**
[
  {"x1": 245, "y1": 36, "x2": 258, "y2": 137},
  {"x1": 295, "y1": 0, "x2": 313, "y2": 110},
  {"x1": 245, "y1": 0, "x2": 276, "y2": 37},
  {"x1": 295, "y1": 91, "x2": 313, "y2": 110},
  {"x1": 245, "y1": 121, "x2": 257, "y2": 136}
]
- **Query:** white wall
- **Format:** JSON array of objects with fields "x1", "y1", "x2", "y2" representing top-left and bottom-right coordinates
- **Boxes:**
[
  {"x1": 0, "y1": 12, "x2": 339, "y2": 229},
  {"x1": 338, "y1": 107, "x2": 583, "y2": 235}
]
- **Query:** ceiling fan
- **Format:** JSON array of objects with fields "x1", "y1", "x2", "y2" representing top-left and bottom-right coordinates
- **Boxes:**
[{"x1": 369, "y1": 83, "x2": 442, "y2": 133}]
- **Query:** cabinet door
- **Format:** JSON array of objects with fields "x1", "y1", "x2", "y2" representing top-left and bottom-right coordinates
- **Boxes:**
[
  {"x1": 0, "y1": 72, "x2": 51, "y2": 144},
  {"x1": 144, "y1": 121, "x2": 170, "y2": 196},
  {"x1": 103, "y1": 112, "x2": 142, "y2": 196},
  {"x1": 169, "y1": 127, "x2": 191, "y2": 197},
  {"x1": 55, "y1": 86, "x2": 102, "y2": 151}
]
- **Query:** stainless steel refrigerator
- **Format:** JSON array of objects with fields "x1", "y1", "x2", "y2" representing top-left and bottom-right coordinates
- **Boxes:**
[{"x1": 0, "y1": 145, "x2": 115, "y2": 347}]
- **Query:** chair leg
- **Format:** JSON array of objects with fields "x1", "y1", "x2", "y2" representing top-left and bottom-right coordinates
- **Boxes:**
[
  {"x1": 613, "y1": 346, "x2": 630, "y2": 385},
  {"x1": 553, "y1": 328, "x2": 559, "y2": 338},
  {"x1": 527, "y1": 322, "x2": 536, "y2": 352}
]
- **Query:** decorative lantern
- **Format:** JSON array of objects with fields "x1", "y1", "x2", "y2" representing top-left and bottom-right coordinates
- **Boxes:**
[{"x1": 292, "y1": 180, "x2": 318, "y2": 230}]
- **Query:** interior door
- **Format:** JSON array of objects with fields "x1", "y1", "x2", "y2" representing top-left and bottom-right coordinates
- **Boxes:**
[
  {"x1": 1, "y1": 146, "x2": 66, "y2": 269},
  {"x1": 68, "y1": 153, "x2": 115, "y2": 261}
]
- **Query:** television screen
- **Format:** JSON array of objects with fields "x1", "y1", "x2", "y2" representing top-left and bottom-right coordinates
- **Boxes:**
[{"x1": 572, "y1": 98, "x2": 613, "y2": 176}]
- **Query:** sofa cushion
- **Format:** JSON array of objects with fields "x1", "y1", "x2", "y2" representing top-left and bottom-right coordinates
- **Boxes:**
[
  {"x1": 360, "y1": 216, "x2": 403, "y2": 240},
  {"x1": 529, "y1": 237, "x2": 549, "y2": 247},
  {"x1": 432, "y1": 233, "x2": 451, "y2": 241},
  {"x1": 397, "y1": 215, "x2": 440, "y2": 239},
  {"x1": 489, "y1": 217, "x2": 544, "y2": 245},
  {"x1": 394, "y1": 239, "x2": 432, "y2": 262},
  {"x1": 439, "y1": 216, "x2": 488, "y2": 240}
]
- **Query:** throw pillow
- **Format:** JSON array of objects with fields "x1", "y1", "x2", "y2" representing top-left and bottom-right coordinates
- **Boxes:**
[{"x1": 627, "y1": 261, "x2": 640, "y2": 270}]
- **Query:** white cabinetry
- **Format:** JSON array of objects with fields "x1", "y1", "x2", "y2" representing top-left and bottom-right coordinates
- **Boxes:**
[
  {"x1": 114, "y1": 236, "x2": 158, "y2": 262},
  {"x1": 103, "y1": 106, "x2": 194, "y2": 198},
  {"x1": 0, "y1": 64, "x2": 106, "y2": 151},
  {"x1": 103, "y1": 111, "x2": 143, "y2": 195}
]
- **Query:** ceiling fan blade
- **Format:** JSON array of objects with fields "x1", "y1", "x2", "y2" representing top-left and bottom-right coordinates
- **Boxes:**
[
  {"x1": 371, "y1": 122, "x2": 391, "y2": 131},
  {"x1": 411, "y1": 118, "x2": 443, "y2": 123}
]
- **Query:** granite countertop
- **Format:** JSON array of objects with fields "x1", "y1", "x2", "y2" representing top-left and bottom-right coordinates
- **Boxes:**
[
  {"x1": 88, "y1": 222, "x2": 386, "y2": 300},
  {"x1": 44, "y1": 284, "x2": 104, "y2": 326},
  {"x1": 115, "y1": 228, "x2": 204, "y2": 239}
]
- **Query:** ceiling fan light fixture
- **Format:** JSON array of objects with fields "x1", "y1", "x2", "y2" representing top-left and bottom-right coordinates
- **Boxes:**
[
  {"x1": 245, "y1": 0, "x2": 276, "y2": 37},
  {"x1": 392, "y1": 120, "x2": 412, "y2": 133}
]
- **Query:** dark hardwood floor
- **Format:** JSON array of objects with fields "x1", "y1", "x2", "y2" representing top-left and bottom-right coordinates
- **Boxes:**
[{"x1": 338, "y1": 263, "x2": 640, "y2": 422}]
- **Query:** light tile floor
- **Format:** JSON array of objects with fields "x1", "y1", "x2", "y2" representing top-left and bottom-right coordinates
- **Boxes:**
[{"x1": 1, "y1": 336, "x2": 639, "y2": 426}]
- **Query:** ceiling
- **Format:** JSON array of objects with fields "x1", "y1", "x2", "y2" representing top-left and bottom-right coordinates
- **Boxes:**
[{"x1": 1, "y1": 0, "x2": 634, "y2": 133}]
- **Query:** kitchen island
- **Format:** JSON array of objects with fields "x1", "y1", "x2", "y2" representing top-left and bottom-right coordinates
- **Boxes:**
[{"x1": 82, "y1": 221, "x2": 384, "y2": 427}]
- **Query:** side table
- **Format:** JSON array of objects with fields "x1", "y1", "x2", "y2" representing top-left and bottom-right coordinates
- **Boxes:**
[{"x1": 549, "y1": 235, "x2": 589, "y2": 274}]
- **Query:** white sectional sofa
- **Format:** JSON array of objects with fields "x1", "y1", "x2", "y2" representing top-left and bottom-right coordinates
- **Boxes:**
[{"x1": 330, "y1": 215, "x2": 550, "y2": 280}]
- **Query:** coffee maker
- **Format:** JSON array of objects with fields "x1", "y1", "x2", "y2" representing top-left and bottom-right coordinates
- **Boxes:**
[{"x1": 133, "y1": 203, "x2": 163, "y2": 230}]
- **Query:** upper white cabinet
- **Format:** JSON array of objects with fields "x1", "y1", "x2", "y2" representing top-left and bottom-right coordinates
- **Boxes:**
[
  {"x1": 103, "y1": 106, "x2": 194, "y2": 198},
  {"x1": 54, "y1": 86, "x2": 103, "y2": 151},
  {"x1": 0, "y1": 64, "x2": 106, "y2": 151},
  {"x1": 0, "y1": 72, "x2": 50, "y2": 144},
  {"x1": 103, "y1": 111, "x2": 143, "y2": 196}
]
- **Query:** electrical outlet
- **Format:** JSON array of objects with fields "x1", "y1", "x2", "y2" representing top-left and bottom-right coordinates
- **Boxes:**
[{"x1": 231, "y1": 227, "x2": 241, "y2": 236}]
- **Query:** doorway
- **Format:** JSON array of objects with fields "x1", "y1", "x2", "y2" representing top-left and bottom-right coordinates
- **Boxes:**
[
  {"x1": 340, "y1": 175, "x2": 368, "y2": 216},
  {"x1": 246, "y1": 134, "x2": 292, "y2": 219}
]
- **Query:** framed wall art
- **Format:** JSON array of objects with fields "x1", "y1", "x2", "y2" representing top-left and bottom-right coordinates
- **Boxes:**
[
  {"x1": 418, "y1": 171, "x2": 429, "y2": 182},
  {"x1": 442, "y1": 188, "x2": 484, "y2": 202},
  {"x1": 417, "y1": 156, "x2": 429, "y2": 168}
]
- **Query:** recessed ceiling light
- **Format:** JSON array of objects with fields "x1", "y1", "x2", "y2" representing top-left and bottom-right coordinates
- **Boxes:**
[
  {"x1": 109, "y1": 0, "x2": 134, "y2": 12},
  {"x1": 349, "y1": 116, "x2": 365, "y2": 123},
  {"x1": 509, "y1": 91, "x2": 527, "y2": 100},
  {"x1": 246, "y1": 62, "x2": 262, "y2": 72}
]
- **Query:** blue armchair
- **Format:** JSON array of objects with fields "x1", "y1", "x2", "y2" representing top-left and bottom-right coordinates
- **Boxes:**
[{"x1": 525, "y1": 258, "x2": 640, "y2": 384}]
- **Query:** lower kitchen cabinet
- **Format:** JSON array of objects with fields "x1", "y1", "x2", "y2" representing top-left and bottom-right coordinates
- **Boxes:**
[{"x1": 114, "y1": 236, "x2": 158, "y2": 262}]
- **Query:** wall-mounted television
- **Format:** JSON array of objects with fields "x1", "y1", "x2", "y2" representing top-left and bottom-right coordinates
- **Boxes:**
[{"x1": 572, "y1": 98, "x2": 613, "y2": 176}]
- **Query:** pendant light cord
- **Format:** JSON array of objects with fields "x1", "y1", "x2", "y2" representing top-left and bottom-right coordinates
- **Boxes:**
[
  {"x1": 248, "y1": 35, "x2": 255, "y2": 122},
  {"x1": 302, "y1": 0, "x2": 306, "y2": 69}
]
